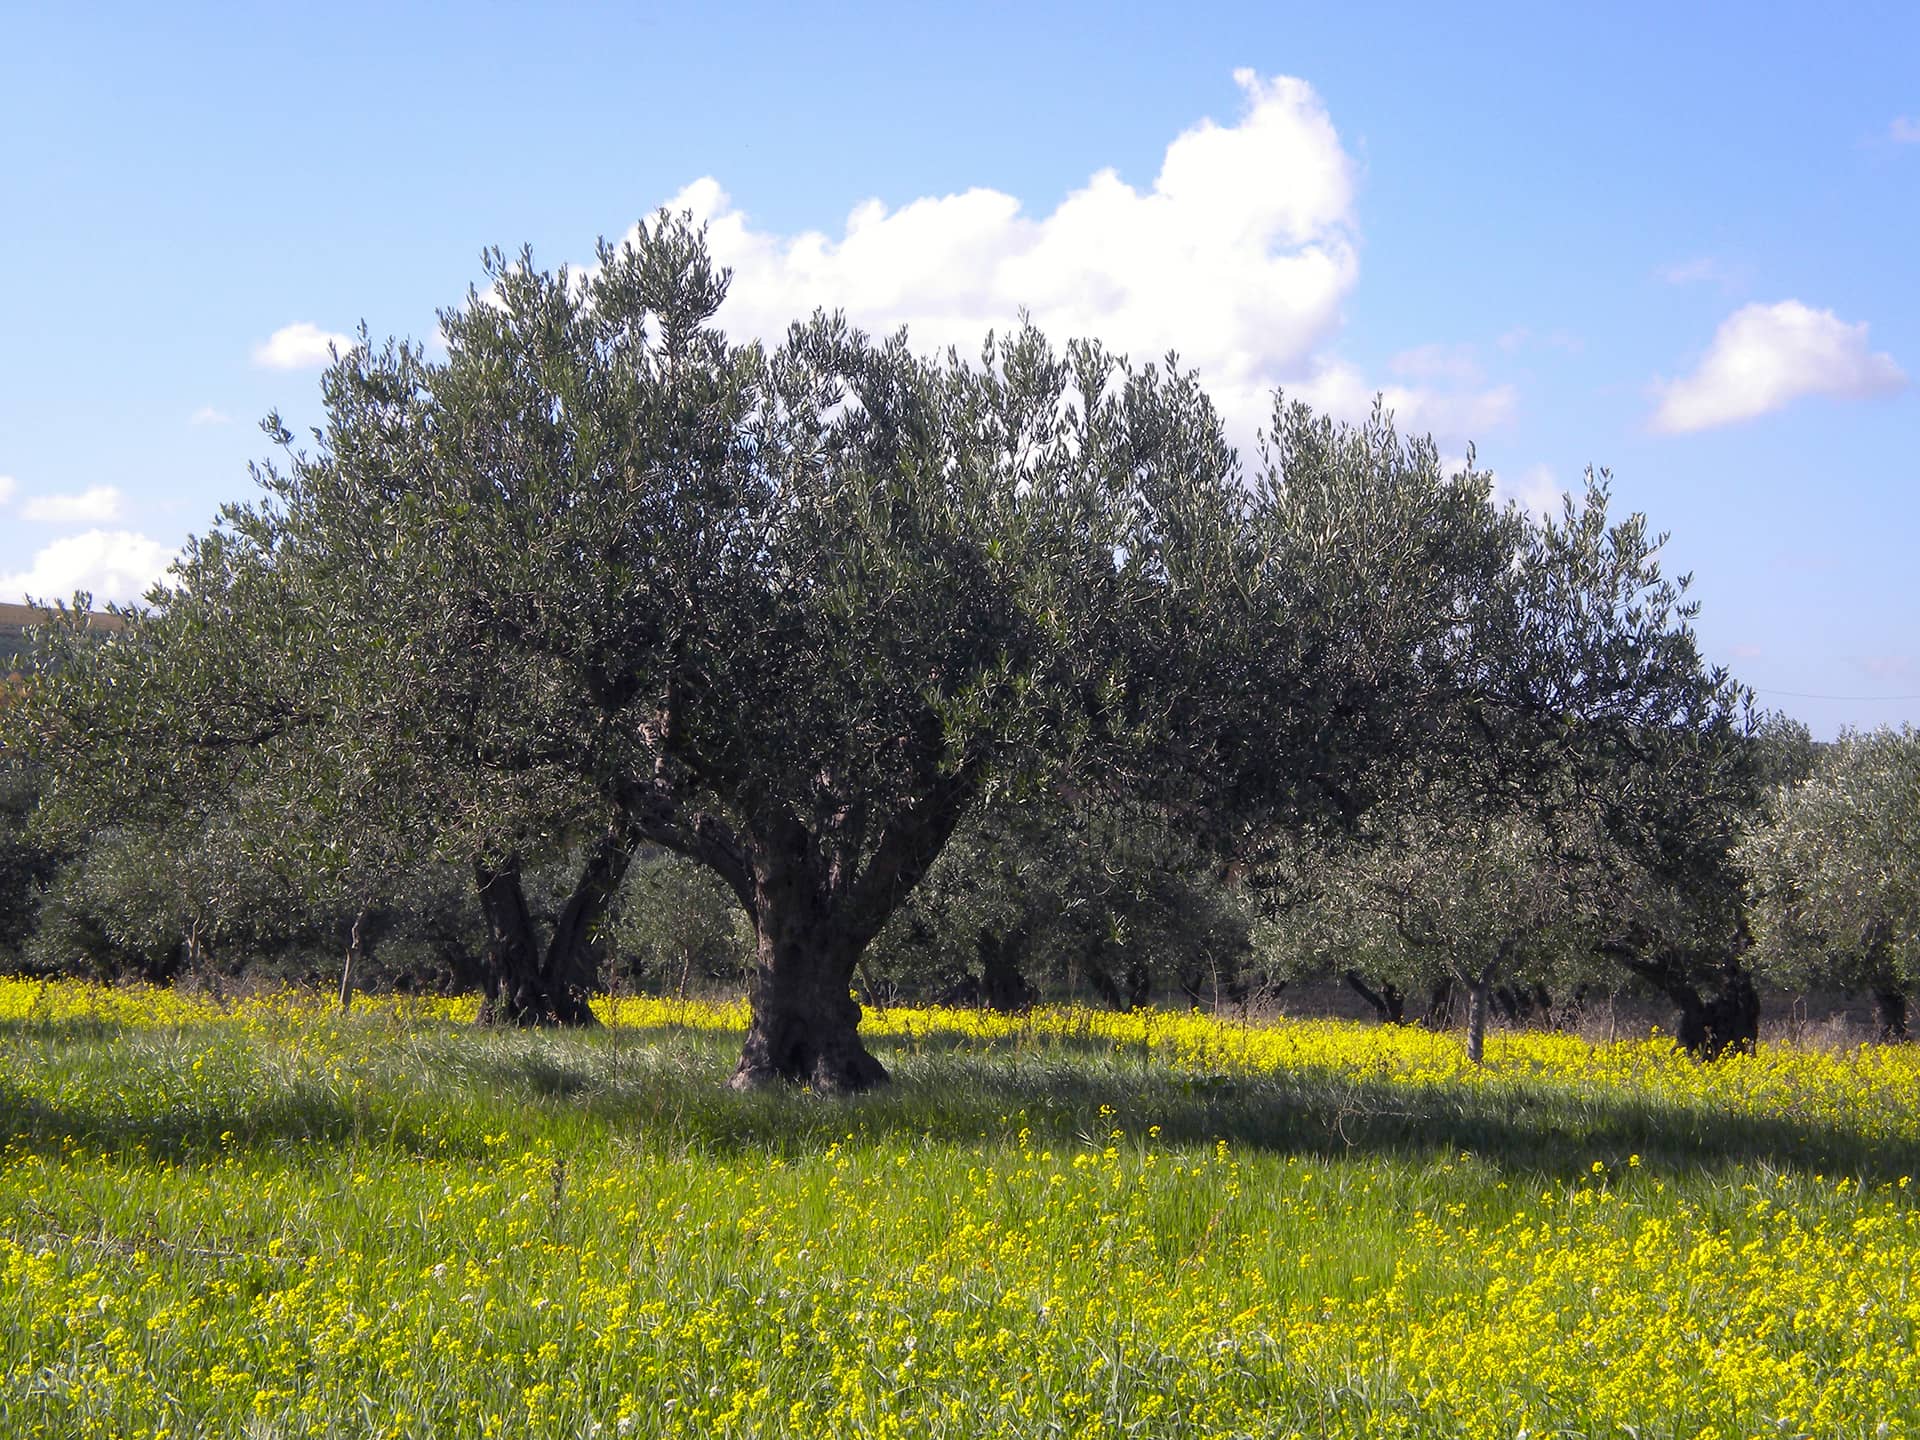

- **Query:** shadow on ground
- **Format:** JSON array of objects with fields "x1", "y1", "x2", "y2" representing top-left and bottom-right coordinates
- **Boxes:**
[{"x1": 2, "y1": 1018, "x2": 1914, "y2": 1187}]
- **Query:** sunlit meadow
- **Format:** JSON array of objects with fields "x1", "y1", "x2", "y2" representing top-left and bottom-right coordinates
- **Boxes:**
[{"x1": 2, "y1": 979, "x2": 1916, "y2": 1439}]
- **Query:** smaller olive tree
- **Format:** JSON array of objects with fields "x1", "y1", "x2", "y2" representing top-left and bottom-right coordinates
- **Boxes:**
[
  {"x1": 1742, "y1": 725, "x2": 1920, "y2": 1038},
  {"x1": 1271, "y1": 797, "x2": 1599, "y2": 1062}
]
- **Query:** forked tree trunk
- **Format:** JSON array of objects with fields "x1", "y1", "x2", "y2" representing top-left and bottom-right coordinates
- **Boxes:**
[
  {"x1": 1344, "y1": 970, "x2": 1405, "y2": 1024},
  {"x1": 472, "y1": 856, "x2": 601, "y2": 1028},
  {"x1": 722, "y1": 777, "x2": 978, "y2": 1094}
]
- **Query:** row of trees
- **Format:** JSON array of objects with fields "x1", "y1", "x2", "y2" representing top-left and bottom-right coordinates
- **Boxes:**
[{"x1": 2, "y1": 215, "x2": 1905, "y2": 1086}]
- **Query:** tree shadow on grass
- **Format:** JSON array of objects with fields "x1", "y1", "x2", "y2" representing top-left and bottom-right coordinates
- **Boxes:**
[
  {"x1": 0, "y1": 1016, "x2": 136, "y2": 1044},
  {"x1": 4, "y1": 1017, "x2": 1917, "y2": 1188},
  {"x1": 585, "y1": 1040, "x2": 1920, "y2": 1189},
  {"x1": 0, "y1": 1076, "x2": 467, "y2": 1166}
]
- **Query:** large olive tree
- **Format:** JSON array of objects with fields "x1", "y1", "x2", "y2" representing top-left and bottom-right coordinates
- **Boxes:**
[{"x1": 10, "y1": 215, "x2": 1623, "y2": 1090}]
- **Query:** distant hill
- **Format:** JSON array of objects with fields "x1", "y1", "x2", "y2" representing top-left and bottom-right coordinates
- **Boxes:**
[{"x1": 0, "y1": 602, "x2": 125, "y2": 675}]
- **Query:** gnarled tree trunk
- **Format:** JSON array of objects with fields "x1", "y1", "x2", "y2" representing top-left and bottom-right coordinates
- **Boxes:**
[
  {"x1": 1344, "y1": 969, "x2": 1405, "y2": 1024},
  {"x1": 1875, "y1": 987, "x2": 1909, "y2": 1042},
  {"x1": 730, "y1": 863, "x2": 886, "y2": 1092},
  {"x1": 472, "y1": 855, "x2": 602, "y2": 1028},
  {"x1": 721, "y1": 780, "x2": 978, "y2": 1094},
  {"x1": 1670, "y1": 971, "x2": 1759, "y2": 1059},
  {"x1": 979, "y1": 924, "x2": 1035, "y2": 1014}
]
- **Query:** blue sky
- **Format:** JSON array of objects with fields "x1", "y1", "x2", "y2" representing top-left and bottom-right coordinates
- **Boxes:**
[{"x1": 3, "y1": 3, "x2": 1915, "y2": 737}]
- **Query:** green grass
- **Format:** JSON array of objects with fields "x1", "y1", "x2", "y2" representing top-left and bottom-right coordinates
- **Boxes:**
[{"x1": 2, "y1": 992, "x2": 1918, "y2": 1438}]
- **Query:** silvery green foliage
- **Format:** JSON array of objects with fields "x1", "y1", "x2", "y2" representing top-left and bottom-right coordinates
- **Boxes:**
[{"x1": 1743, "y1": 726, "x2": 1920, "y2": 996}]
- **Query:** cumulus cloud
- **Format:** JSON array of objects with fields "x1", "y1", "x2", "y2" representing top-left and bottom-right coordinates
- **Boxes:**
[
  {"x1": 0, "y1": 529, "x2": 173, "y2": 606},
  {"x1": 1290, "y1": 361, "x2": 1515, "y2": 449},
  {"x1": 252, "y1": 321, "x2": 352, "y2": 370},
  {"x1": 0, "y1": 474, "x2": 15, "y2": 507},
  {"x1": 1892, "y1": 117, "x2": 1920, "y2": 144},
  {"x1": 595, "y1": 70, "x2": 1508, "y2": 451},
  {"x1": 1494, "y1": 463, "x2": 1566, "y2": 520},
  {"x1": 21, "y1": 486, "x2": 124, "y2": 524},
  {"x1": 1651, "y1": 300, "x2": 1906, "y2": 433}
]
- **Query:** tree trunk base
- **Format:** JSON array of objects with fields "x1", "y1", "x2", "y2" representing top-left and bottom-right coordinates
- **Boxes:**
[
  {"x1": 1674, "y1": 971, "x2": 1759, "y2": 1060},
  {"x1": 729, "y1": 1008, "x2": 890, "y2": 1094},
  {"x1": 476, "y1": 981, "x2": 602, "y2": 1029}
]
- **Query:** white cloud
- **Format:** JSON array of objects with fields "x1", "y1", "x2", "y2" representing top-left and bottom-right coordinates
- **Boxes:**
[
  {"x1": 0, "y1": 474, "x2": 15, "y2": 507},
  {"x1": 1651, "y1": 300, "x2": 1906, "y2": 433},
  {"x1": 626, "y1": 71, "x2": 1391, "y2": 450},
  {"x1": 252, "y1": 321, "x2": 352, "y2": 370},
  {"x1": 1891, "y1": 117, "x2": 1920, "y2": 144},
  {"x1": 21, "y1": 485, "x2": 124, "y2": 524},
  {"x1": 1390, "y1": 343, "x2": 1482, "y2": 384},
  {"x1": 1290, "y1": 360, "x2": 1515, "y2": 449},
  {"x1": 190, "y1": 405, "x2": 233, "y2": 426},
  {"x1": 1494, "y1": 463, "x2": 1565, "y2": 520},
  {"x1": 0, "y1": 529, "x2": 173, "y2": 606}
]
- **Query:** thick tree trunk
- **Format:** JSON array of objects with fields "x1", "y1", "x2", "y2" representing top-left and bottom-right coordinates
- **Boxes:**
[
  {"x1": 1607, "y1": 943, "x2": 1760, "y2": 1061},
  {"x1": 1874, "y1": 987, "x2": 1909, "y2": 1042},
  {"x1": 730, "y1": 851, "x2": 887, "y2": 1092},
  {"x1": 979, "y1": 925, "x2": 1035, "y2": 1014},
  {"x1": 731, "y1": 924, "x2": 886, "y2": 1093},
  {"x1": 543, "y1": 828, "x2": 634, "y2": 1003},
  {"x1": 472, "y1": 856, "x2": 601, "y2": 1028},
  {"x1": 722, "y1": 774, "x2": 979, "y2": 1094},
  {"x1": 1669, "y1": 966, "x2": 1759, "y2": 1060},
  {"x1": 1344, "y1": 970, "x2": 1405, "y2": 1024}
]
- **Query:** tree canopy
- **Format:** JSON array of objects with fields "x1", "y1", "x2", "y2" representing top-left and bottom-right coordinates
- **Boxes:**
[{"x1": 6, "y1": 213, "x2": 1758, "y2": 1084}]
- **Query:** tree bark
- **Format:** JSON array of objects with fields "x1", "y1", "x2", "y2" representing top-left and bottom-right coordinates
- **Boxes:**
[
  {"x1": 339, "y1": 905, "x2": 367, "y2": 1013},
  {"x1": 1344, "y1": 970, "x2": 1405, "y2": 1024},
  {"x1": 979, "y1": 924, "x2": 1035, "y2": 1013},
  {"x1": 1463, "y1": 962, "x2": 1497, "y2": 1066},
  {"x1": 1874, "y1": 987, "x2": 1909, "y2": 1042},
  {"x1": 1667, "y1": 965, "x2": 1758, "y2": 1060},
  {"x1": 472, "y1": 855, "x2": 602, "y2": 1027},
  {"x1": 730, "y1": 870, "x2": 887, "y2": 1092},
  {"x1": 1606, "y1": 944, "x2": 1760, "y2": 1061},
  {"x1": 723, "y1": 772, "x2": 979, "y2": 1093}
]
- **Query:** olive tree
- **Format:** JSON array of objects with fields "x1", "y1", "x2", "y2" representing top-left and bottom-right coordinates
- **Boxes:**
[
  {"x1": 1742, "y1": 726, "x2": 1920, "y2": 1037},
  {"x1": 11, "y1": 216, "x2": 1675, "y2": 1090}
]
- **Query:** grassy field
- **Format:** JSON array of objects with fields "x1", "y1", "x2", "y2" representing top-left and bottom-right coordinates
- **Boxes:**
[{"x1": 2, "y1": 980, "x2": 1917, "y2": 1439}]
